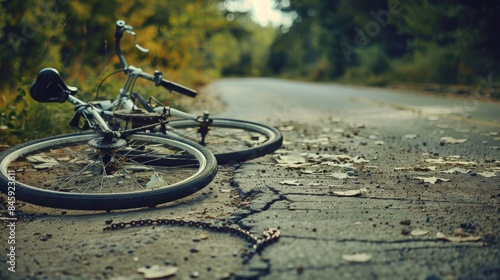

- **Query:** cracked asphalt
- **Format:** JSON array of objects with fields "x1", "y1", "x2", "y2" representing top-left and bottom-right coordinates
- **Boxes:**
[{"x1": 1, "y1": 78, "x2": 500, "y2": 280}]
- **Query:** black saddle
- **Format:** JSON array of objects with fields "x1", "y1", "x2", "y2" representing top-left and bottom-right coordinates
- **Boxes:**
[{"x1": 30, "y1": 68, "x2": 78, "y2": 103}]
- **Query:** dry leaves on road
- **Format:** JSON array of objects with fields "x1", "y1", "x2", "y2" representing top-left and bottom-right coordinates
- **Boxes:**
[
  {"x1": 137, "y1": 265, "x2": 179, "y2": 279},
  {"x1": 279, "y1": 180, "x2": 302, "y2": 186},
  {"x1": 328, "y1": 172, "x2": 354, "y2": 180},
  {"x1": 413, "y1": 176, "x2": 450, "y2": 184},
  {"x1": 410, "y1": 229, "x2": 429, "y2": 236},
  {"x1": 477, "y1": 171, "x2": 497, "y2": 178},
  {"x1": 403, "y1": 134, "x2": 418, "y2": 139},
  {"x1": 440, "y1": 136, "x2": 467, "y2": 144},
  {"x1": 441, "y1": 167, "x2": 470, "y2": 174},
  {"x1": 329, "y1": 188, "x2": 368, "y2": 197},
  {"x1": 342, "y1": 253, "x2": 372, "y2": 263},
  {"x1": 425, "y1": 157, "x2": 477, "y2": 166},
  {"x1": 436, "y1": 232, "x2": 481, "y2": 243}
]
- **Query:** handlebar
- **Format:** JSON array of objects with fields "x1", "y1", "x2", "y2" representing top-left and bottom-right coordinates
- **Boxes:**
[
  {"x1": 138, "y1": 71, "x2": 197, "y2": 98},
  {"x1": 114, "y1": 20, "x2": 197, "y2": 98},
  {"x1": 114, "y1": 20, "x2": 128, "y2": 71}
]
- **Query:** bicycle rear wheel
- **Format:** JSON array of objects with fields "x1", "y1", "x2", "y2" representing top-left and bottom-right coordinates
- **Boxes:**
[
  {"x1": 0, "y1": 132, "x2": 217, "y2": 210},
  {"x1": 167, "y1": 118, "x2": 283, "y2": 164}
]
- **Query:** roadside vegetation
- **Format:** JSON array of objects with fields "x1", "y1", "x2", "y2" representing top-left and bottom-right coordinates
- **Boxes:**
[{"x1": 1, "y1": 0, "x2": 498, "y2": 145}]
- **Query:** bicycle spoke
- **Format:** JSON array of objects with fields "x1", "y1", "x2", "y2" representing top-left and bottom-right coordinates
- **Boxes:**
[{"x1": 111, "y1": 153, "x2": 147, "y2": 191}]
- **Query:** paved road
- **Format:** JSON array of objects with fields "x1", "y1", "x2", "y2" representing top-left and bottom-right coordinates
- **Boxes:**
[
  {"x1": 206, "y1": 78, "x2": 500, "y2": 279},
  {"x1": 1, "y1": 78, "x2": 499, "y2": 280},
  {"x1": 209, "y1": 78, "x2": 500, "y2": 127}
]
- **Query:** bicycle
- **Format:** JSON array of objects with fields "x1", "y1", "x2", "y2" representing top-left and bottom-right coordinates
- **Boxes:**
[
  {"x1": 0, "y1": 20, "x2": 282, "y2": 211},
  {"x1": 108, "y1": 20, "x2": 283, "y2": 164}
]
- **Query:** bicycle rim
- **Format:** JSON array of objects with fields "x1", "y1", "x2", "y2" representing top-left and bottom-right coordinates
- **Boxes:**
[
  {"x1": 0, "y1": 132, "x2": 217, "y2": 210},
  {"x1": 167, "y1": 118, "x2": 283, "y2": 164}
]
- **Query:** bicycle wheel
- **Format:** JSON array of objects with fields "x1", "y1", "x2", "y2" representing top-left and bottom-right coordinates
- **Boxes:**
[
  {"x1": 0, "y1": 132, "x2": 217, "y2": 210},
  {"x1": 167, "y1": 118, "x2": 283, "y2": 164}
]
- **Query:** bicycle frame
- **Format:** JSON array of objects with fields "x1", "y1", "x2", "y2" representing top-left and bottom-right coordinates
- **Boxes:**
[
  {"x1": 108, "y1": 65, "x2": 199, "y2": 121},
  {"x1": 111, "y1": 20, "x2": 201, "y2": 121},
  {"x1": 31, "y1": 20, "x2": 209, "y2": 139}
]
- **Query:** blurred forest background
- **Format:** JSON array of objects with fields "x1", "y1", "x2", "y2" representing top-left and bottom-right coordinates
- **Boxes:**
[{"x1": 1, "y1": 0, "x2": 499, "y2": 145}]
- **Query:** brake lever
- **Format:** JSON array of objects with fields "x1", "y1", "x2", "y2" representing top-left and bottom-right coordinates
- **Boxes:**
[{"x1": 124, "y1": 25, "x2": 149, "y2": 53}]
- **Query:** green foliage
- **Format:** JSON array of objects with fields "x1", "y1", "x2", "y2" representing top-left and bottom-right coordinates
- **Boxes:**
[
  {"x1": 0, "y1": 85, "x2": 71, "y2": 145},
  {"x1": 2, "y1": 0, "x2": 499, "y2": 146},
  {"x1": 389, "y1": 43, "x2": 460, "y2": 84},
  {"x1": 339, "y1": 46, "x2": 390, "y2": 86},
  {"x1": 0, "y1": 0, "x2": 263, "y2": 145},
  {"x1": 270, "y1": 0, "x2": 499, "y2": 87}
]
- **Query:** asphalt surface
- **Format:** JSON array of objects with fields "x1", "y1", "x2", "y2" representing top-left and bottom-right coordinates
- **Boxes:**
[
  {"x1": 1, "y1": 78, "x2": 499, "y2": 280},
  {"x1": 210, "y1": 78, "x2": 500, "y2": 279}
]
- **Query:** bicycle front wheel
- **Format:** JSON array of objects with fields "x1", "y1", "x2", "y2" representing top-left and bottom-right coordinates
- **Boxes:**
[
  {"x1": 167, "y1": 118, "x2": 283, "y2": 164},
  {"x1": 0, "y1": 132, "x2": 217, "y2": 210}
]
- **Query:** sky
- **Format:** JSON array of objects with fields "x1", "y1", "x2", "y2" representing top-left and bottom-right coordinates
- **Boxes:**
[{"x1": 221, "y1": 0, "x2": 294, "y2": 28}]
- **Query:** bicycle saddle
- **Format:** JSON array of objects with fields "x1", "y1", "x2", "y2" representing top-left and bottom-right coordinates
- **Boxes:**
[{"x1": 30, "y1": 68, "x2": 78, "y2": 103}]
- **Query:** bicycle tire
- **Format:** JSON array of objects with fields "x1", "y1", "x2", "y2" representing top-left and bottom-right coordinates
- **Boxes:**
[
  {"x1": 167, "y1": 118, "x2": 283, "y2": 164},
  {"x1": 0, "y1": 132, "x2": 217, "y2": 211}
]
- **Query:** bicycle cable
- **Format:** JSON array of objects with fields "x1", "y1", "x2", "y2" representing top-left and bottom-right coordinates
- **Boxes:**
[{"x1": 95, "y1": 69, "x2": 123, "y2": 100}]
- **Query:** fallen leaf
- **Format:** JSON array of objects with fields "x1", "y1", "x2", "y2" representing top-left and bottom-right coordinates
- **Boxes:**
[
  {"x1": 279, "y1": 180, "x2": 302, "y2": 186},
  {"x1": 321, "y1": 161, "x2": 355, "y2": 168},
  {"x1": 413, "y1": 176, "x2": 450, "y2": 184},
  {"x1": 394, "y1": 167, "x2": 411, "y2": 171},
  {"x1": 328, "y1": 172, "x2": 352, "y2": 179},
  {"x1": 27, "y1": 155, "x2": 58, "y2": 163},
  {"x1": 440, "y1": 137, "x2": 467, "y2": 144},
  {"x1": 282, "y1": 163, "x2": 314, "y2": 169},
  {"x1": 441, "y1": 167, "x2": 470, "y2": 174},
  {"x1": 301, "y1": 169, "x2": 320, "y2": 174},
  {"x1": 278, "y1": 125, "x2": 294, "y2": 131},
  {"x1": 137, "y1": 265, "x2": 179, "y2": 279},
  {"x1": 277, "y1": 154, "x2": 306, "y2": 164},
  {"x1": 342, "y1": 253, "x2": 372, "y2": 263},
  {"x1": 403, "y1": 134, "x2": 418, "y2": 139},
  {"x1": 305, "y1": 153, "x2": 321, "y2": 161},
  {"x1": 200, "y1": 233, "x2": 209, "y2": 240},
  {"x1": 33, "y1": 162, "x2": 59, "y2": 169},
  {"x1": 453, "y1": 228, "x2": 470, "y2": 237},
  {"x1": 436, "y1": 232, "x2": 481, "y2": 242},
  {"x1": 446, "y1": 155, "x2": 462, "y2": 160},
  {"x1": 410, "y1": 229, "x2": 429, "y2": 236},
  {"x1": 273, "y1": 149, "x2": 289, "y2": 155},
  {"x1": 482, "y1": 131, "x2": 498, "y2": 136},
  {"x1": 425, "y1": 158, "x2": 477, "y2": 166},
  {"x1": 146, "y1": 172, "x2": 167, "y2": 189},
  {"x1": 352, "y1": 156, "x2": 370, "y2": 163},
  {"x1": 414, "y1": 166, "x2": 436, "y2": 171},
  {"x1": 477, "y1": 171, "x2": 497, "y2": 178},
  {"x1": 330, "y1": 188, "x2": 367, "y2": 197}
]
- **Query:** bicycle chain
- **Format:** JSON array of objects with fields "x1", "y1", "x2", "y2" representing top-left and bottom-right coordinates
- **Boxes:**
[
  {"x1": 120, "y1": 120, "x2": 168, "y2": 136},
  {"x1": 103, "y1": 218, "x2": 280, "y2": 257}
]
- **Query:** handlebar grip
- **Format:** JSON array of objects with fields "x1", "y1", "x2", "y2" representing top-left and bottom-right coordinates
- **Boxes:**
[
  {"x1": 160, "y1": 79, "x2": 197, "y2": 98},
  {"x1": 115, "y1": 20, "x2": 126, "y2": 39}
]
